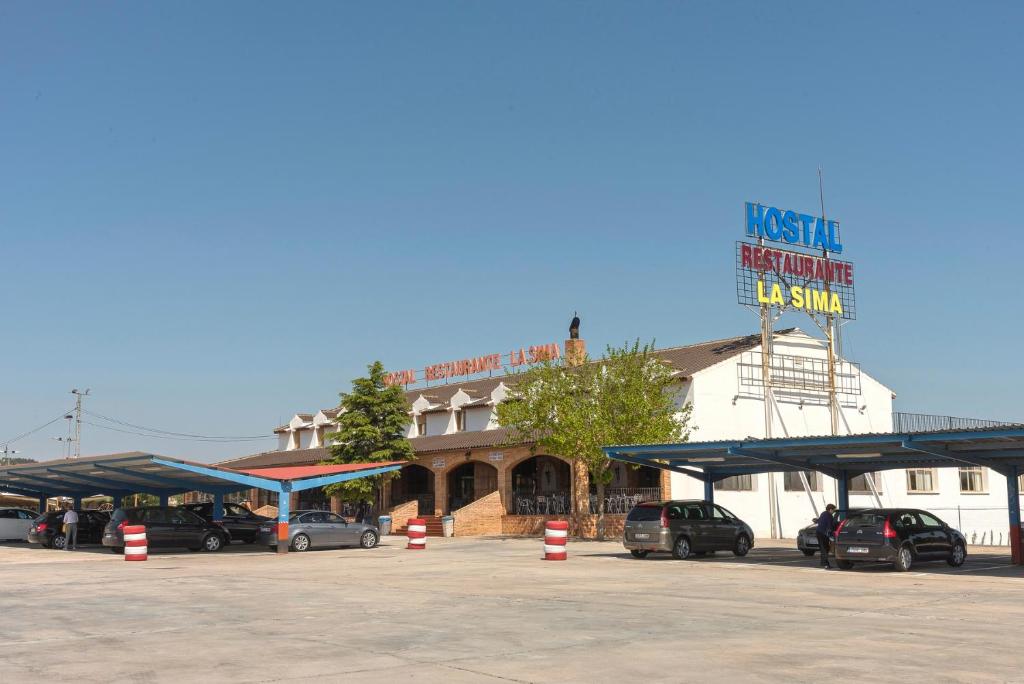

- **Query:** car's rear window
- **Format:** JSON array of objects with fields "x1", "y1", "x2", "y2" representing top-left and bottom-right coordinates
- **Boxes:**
[
  {"x1": 627, "y1": 505, "x2": 663, "y2": 522},
  {"x1": 844, "y1": 512, "x2": 888, "y2": 528}
]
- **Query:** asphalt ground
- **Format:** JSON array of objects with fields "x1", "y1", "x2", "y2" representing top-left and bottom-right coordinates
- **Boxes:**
[{"x1": 0, "y1": 536, "x2": 1021, "y2": 683}]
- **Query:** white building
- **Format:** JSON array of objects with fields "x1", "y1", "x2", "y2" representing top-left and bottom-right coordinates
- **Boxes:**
[{"x1": 255, "y1": 328, "x2": 1014, "y2": 542}]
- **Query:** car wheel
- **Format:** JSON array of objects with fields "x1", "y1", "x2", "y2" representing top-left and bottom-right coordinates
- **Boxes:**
[
  {"x1": 53, "y1": 534, "x2": 67, "y2": 550},
  {"x1": 360, "y1": 530, "x2": 379, "y2": 549},
  {"x1": 894, "y1": 545, "x2": 913, "y2": 572},
  {"x1": 630, "y1": 550, "x2": 649, "y2": 559},
  {"x1": 801, "y1": 549, "x2": 816, "y2": 557},
  {"x1": 291, "y1": 533, "x2": 310, "y2": 552},
  {"x1": 836, "y1": 559, "x2": 854, "y2": 570},
  {"x1": 202, "y1": 534, "x2": 224, "y2": 552},
  {"x1": 733, "y1": 534, "x2": 751, "y2": 557},
  {"x1": 947, "y1": 542, "x2": 966, "y2": 567},
  {"x1": 671, "y1": 535, "x2": 691, "y2": 560}
]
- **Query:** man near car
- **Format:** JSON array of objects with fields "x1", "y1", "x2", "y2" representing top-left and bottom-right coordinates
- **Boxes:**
[
  {"x1": 815, "y1": 504, "x2": 837, "y2": 569},
  {"x1": 62, "y1": 505, "x2": 79, "y2": 551}
]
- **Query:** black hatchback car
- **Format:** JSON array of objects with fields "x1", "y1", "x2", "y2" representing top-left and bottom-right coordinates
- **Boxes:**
[
  {"x1": 834, "y1": 508, "x2": 967, "y2": 572},
  {"x1": 181, "y1": 502, "x2": 270, "y2": 544},
  {"x1": 102, "y1": 506, "x2": 230, "y2": 553},
  {"x1": 28, "y1": 510, "x2": 110, "y2": 549},
  {"x1": 623, "y1": 500, "x2": 756, "y2": 559}
]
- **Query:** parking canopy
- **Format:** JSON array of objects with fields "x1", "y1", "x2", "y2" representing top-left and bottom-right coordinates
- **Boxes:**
[
  {"x1": 0, "y1": 452, "x2": 403, "y2": 554},
  {"x1": 604, "y1": 425, "x2": 1024, "y2": 564}
]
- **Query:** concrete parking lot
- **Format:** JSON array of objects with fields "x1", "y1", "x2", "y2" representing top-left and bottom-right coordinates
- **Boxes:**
[{"x1": 1, "y1": 537, "x2": 1021, "y2": 683}]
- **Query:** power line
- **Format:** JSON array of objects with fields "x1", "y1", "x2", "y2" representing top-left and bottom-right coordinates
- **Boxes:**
[
  {"x1": 1, "y1": 408, "x2": 78, "y2": 448},
  {"x1": 83, "y1": 409, "x2": 273, "y2": 440},
  {"x1": 82, "y1": 420, "x2": 274, "y2": 443}
]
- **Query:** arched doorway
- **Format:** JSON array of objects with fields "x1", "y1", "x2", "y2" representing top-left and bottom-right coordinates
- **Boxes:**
[
  {"x1": 447, "y1": 461, "x2": 498, "y2": 512},
  {"x1": 390, "y1": 464, "x2": 435, "y2": 516},
  {"x1": 510, "y1": 455, "x2": 571, "y2": 515}
]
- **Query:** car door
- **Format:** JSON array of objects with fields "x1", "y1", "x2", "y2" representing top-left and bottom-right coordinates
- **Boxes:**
[
  {"x1": 0, "y1": 510, "x2": 17, "y2": 540},
  {"x1": 141, "y1": 508, "x2": 175, "y2": 547},
  {"x1": 916, "y1": 511, "x2": 952, "y2": 558},
  {"x1": 171, "y1": 508, "x2": 209, "y2": 547},
  {"x1": 299, "y1": 512, "x2": 331, "y2": 545},
  {"x1": 897, "y1": 511, "x2": 934, "y2": 558},
  {"x1": 710, "y1": 505, "x2": 741, "y2": 549},
  {"x1": 665, "y1": 503, "x2": 690, "y2": 547},
  {"x1": 16, "y1": 509, "x2": 37, "y2": 540},
  {"x1": 325, "y1": 513, "x2": 357, "y2": 545},
  {"x1": 677, "y1": 502, "x2": 709, "y2": 550},
  {"x1": 224, "y1": 503, "x2": 258, "y2": 541}
]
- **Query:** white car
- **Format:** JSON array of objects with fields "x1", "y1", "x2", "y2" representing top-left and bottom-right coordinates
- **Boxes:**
[{"x1": 0, "y1": 508, "x2": 38, "y2": 541}]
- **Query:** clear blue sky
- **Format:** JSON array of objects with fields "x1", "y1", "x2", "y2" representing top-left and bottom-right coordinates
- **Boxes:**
[{"x1": 2, "y1": 3, "x2": 1021, "y2": 463}]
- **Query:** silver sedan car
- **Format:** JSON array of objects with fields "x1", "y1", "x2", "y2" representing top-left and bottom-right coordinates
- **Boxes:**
[{"x1": 258, "y1": 510, "x2": 379, "y2": 552}]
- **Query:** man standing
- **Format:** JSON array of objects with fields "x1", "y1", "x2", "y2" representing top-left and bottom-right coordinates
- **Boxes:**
[
  {"x1": 815, "y1": 504, "x2": 837, "y2": 569},
  {"x1": 62, "y1": 505, "x2": 79, "y2": 551}
]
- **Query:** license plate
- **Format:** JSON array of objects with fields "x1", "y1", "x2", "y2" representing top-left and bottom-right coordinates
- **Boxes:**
[
  {"x1": 259, "y1": 526, "x2": 271, "y2": 533},
  {"x1": 633, "y1": 533, "x2": 650, "y2": 540},
  {"x1": 847, "y1": 546, "x2": 869, "y2": 554},
  {"x1": 805, "y1": 539, "x2": 818, "y2": 546}
]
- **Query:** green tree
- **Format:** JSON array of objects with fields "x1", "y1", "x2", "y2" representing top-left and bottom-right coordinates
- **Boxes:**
[
  {"x1": 323, "y1": 361, "x2": 414, "y2": 509},
  {"x1": 497, "y1": 340, "x2": 690, "y2": 539}
]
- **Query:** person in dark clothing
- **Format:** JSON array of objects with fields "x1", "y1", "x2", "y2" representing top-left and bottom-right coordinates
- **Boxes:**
[{"x1": 815, "y1": 504, "x2": 838, "y2": 569}]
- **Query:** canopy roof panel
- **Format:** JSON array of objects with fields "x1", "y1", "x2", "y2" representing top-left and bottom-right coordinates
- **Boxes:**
[
  {"x1": 0, "y1": 452, "x2": 401, "y2": 497},
  {"x1": 604, "y1": 425, "x2": 1024, "y2": 477}
]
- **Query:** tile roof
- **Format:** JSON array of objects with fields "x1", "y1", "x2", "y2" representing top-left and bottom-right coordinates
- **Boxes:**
[{"x1": 219, "y1": 428, "x2": 525, "y2": 469}]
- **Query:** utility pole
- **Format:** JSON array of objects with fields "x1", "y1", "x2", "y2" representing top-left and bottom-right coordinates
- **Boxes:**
[
  {"x1": 71, "y1": 389, "x2": 90, "y2": 459},
  {"x1": 818, "y1": 168, "x2": 839, "y2": 437}
]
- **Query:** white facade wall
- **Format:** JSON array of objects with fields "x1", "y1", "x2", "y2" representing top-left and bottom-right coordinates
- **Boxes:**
[
  {"x1": 463, "y1": 407, "x2": 493, "y2": 432},
  {"x1": 425, "y1": 411, "x2": 452, "y2": 436}
]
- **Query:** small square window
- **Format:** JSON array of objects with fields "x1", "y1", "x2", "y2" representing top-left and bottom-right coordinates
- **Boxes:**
[
  {"x1": 959, "y1": 467, "x2": 986, "y2": 493},
  {"x1": 714, "y1": 475, "x2": 754, "y2": 492},
  {"x1": 416, "y1": 416, "x2": 426, "y2": 436},
  {"x1": 783, "y1": 471, "x2": 822, "y2": 492},
  {"x1": 906, "y1": 468, "x2": 937, "y2": 493}
]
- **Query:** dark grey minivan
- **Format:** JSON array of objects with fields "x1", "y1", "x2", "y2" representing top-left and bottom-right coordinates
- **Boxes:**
[{"x1": 623, "y1": 500, "x2": 755, "y2": 559}]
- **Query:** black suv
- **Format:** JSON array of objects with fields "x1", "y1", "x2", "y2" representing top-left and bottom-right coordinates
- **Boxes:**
[
  {"x1": 835, "y1": 508, "x2": 967, "y2": 572},
  {"x1": 28, "y1": 510, "x2": 110, "y2": 549},
  {"x1": 102, "y1": 506, "x2": 230, "y2": 553},
  {"x1": 182, "y1": 502, "x2": 270, "y2": 544}
]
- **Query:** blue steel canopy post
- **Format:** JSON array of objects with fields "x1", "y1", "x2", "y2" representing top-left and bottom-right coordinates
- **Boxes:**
[
  {"x1": 158, "y1": 494, "x2": 169, "y2": 507},
  {"x1": 1007, "y1": 465, "x2": 1022, "y2": 565},
  {"x1": 72, "y1": 496, "x2": 82, "y2": 510},
  {"x1": 836, "y1": 471, "x2": 850, "y2": 511},
  {"x1": 703, "y1": 473, "x2": 714, "y2": 504},
  {"x1": 38, "y1": 495, "x2": 47, "y2": 513},
  {"x1": 277, "y1": 485, "x2": 291, "y2": 555},
  {"x1": 213, "y1": 492, "x2": 224, "y2": 522}
]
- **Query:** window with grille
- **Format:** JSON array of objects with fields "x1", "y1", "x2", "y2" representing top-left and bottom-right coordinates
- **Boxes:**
[
  {"x1": 714, "y1": 474, "x2": 754, "y2": 491},
  {"x1": 906, "y1": 468, "x2": 937, "y2": 493},
  {"x1": 959, "y1": 467, "x2": 986, "y2": 493},
  {"x1": 850, "y1": 472, "x2": 883, "y2": 494},
  {"x1": 783, "y1": 471, "x2": 822, "y2": 491}
]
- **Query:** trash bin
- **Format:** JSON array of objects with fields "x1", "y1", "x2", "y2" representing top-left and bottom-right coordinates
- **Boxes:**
[
  {"x1": 441, "y1": 515, "x2": 455, "y2": 537},
  {"x1": 377, "y1": 515, "x2": 392, "y2": 536}
]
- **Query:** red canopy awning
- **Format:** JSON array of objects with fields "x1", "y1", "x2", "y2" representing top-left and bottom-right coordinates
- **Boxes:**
[{"x1": 231, "y1": 462, "x2": 404, "y2": 481}]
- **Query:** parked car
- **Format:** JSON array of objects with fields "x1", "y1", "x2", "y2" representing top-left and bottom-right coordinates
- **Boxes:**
[
  {"x1": 28, "y1": 509, "x2": 110, "y2": 549},
  {"x1": 623, "y1": 500, "x2": 755, "y2": 559},
  {"x1": 0, "y1": 508, "x2": 38, "y2": 541},
  {"x1": 102, "y1": 506, "x2": 230, "y2": 553},
  {"x1": 181, "y1": 502, "x2": 271, "y2": 544},
  {"x1": 834, "y1": 508, "x2": 967, "y2": 572},
  {"x1": 257, "y1": 510, "x2": 379, "y2": 552},
  {"x1": 796, "y1": 508, "x2": 863, "y2": 556}
]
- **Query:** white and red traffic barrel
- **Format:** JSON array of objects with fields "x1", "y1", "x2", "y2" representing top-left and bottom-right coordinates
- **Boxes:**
[
  {"x1": 543, "y1": 520, "x2": 568, "y2": 561},
  {"x1": 123, "y1": 524, "x2": 148, "y2": 562},
  {"x1": 406, "y1": 518, "x2": 427, "y2": 550}
]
